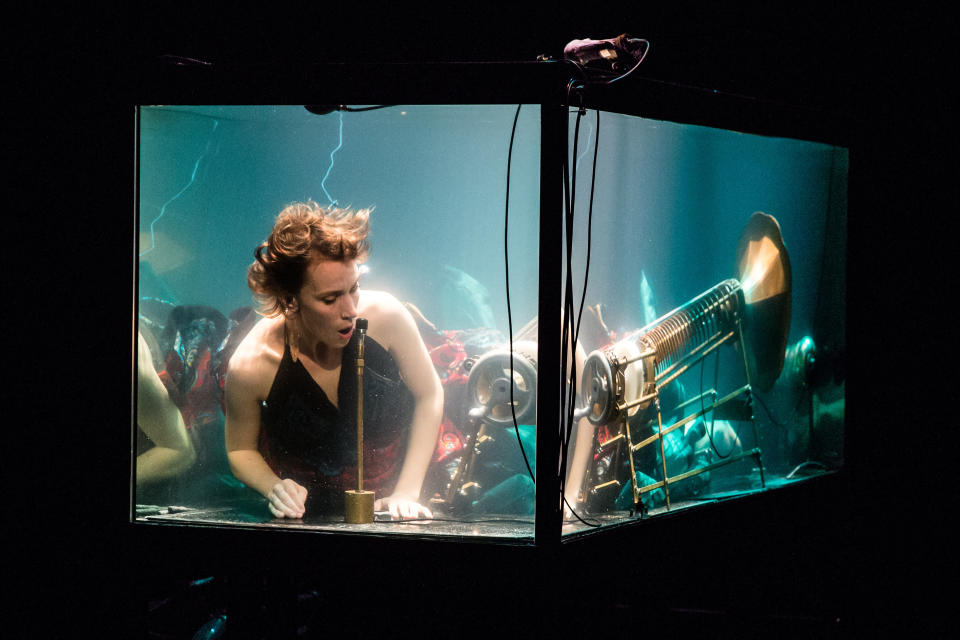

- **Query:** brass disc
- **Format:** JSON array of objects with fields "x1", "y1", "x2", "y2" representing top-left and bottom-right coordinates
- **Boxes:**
[{"x1": 735, "y1": 212, "x2": 792, "y2": 391}]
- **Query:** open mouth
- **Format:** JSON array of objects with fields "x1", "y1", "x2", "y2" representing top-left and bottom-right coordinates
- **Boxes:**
[{"x1": 338, "y1": 325, "x2": 354, "y2": 337}]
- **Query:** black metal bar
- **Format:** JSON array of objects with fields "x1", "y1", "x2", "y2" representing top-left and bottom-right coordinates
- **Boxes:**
[
  {"x1": 130, "y1": 106, "x2": 141, "y2": 522},
  {"x1": 535, "y1": 96, "x2": 566, "y2": 547}
]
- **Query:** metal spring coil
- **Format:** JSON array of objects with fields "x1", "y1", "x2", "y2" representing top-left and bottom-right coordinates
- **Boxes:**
[{"x1": 642, "y1": 279, "x2": 743, "y2": 375}]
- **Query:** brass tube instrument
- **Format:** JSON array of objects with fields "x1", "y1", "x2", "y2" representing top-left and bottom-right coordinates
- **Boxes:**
[{"x1": 578, "y1": 212, "x2": 791, "y2": 513}]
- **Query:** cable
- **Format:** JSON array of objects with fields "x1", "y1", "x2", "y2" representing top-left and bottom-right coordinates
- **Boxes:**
[
  {"x1": 558, "y1": 83, "x2": 604, "y2": 528},
  {"x1": 560, "y1": 38, "x2": 651, "y2": 86},
  {"x1": 700, "y1": 349, "x2": 734, "y2": 459},
  {"x1": 499, "y1": 77, "x2": 609, "y2": 528},
  {"x1": 305, "y1": 105, "x2": 397, "y2": 114},
  {"x1": 340, "y1": 105, "x2": 397, "y2": 112},
  {"x1": 573, "y1": 110, "x2": 599, "y2": 380},
  {"x1": 753, "y1": 389, "x2": 793, "y2": 429},
  {"x1": 566, "y1": 111, "x2": 604, "y2": 529},
  {"x1": 558, "y1": 85, "x2": 579, "y2": 504},
  {"x1": 504, "y1": 104, "x2": 536, "y2": 484},
  {"x1": 605, "y1": 40, "x2": 650, "y2": 85}
]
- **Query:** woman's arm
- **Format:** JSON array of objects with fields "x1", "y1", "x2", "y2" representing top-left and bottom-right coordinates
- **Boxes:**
[
  {"x1": 136, "y1": 333, "x2": 196, "y2": 485},
  {"x1": 373, "y1": 295, "x2": 443, "y2": 519},
  {"x1": 224, "y1": 349, "x2": 307, "y2": 518}
]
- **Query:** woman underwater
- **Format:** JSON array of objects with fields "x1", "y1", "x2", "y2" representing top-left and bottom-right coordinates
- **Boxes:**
[{"x1": 225, "y1": 201, "x2": 443, "y2": 520}]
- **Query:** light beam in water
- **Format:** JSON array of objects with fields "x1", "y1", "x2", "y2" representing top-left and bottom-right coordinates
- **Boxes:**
[
  {"x1": 575, "y1": 116, "x2": 595, "y2": 174},
  {"x1": 320, "y1": 110, "x2": 344, "y2": 206},
  {"x1": 140, "y1": 119, "x2": 220, "y2": 257}
]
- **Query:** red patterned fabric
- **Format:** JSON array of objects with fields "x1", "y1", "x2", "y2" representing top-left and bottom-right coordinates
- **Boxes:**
[
  {"x1": 421, "y1": 329, "x2": 470, "y2": 463},
  {"x1": 159, "y1": 348, "x2": 221, "y2": 431}
]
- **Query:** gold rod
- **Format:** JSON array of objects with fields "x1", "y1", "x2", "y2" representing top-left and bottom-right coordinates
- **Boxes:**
[
  {"x1": 624, "y1": 416, "x2": 640, "y2": 508},
  {"x1": 635, "y1": 448, "x2": 761, "y2": 495},
  {"x1": 653, "y1": 329, "x2": 724, "y2": 382},
  {"x1": 614, "y1": 348, "x2": 656, "y2": 366},
  {"x1": 666, "y1": 448, "x2": 761, "y2": 484},
  {"x1": 656, "y1": 405, "x2": 671, "y2": 509},
  {"x1": 597, "y1": 433, "x2": 625, "y2": 451},
  {"x1": 618, "y1": 392, "x2": 659, "y2": 412},
  {"x1": 356, "y1": 341, "x2": 365, "y2": 491},
  {"x1": 676, "y1": 389, "x2": 718, "y2": 411},
  {"x1": 637, "y1": 479, "x2": 664, "y2": 494},
  {"x1": 590, "y1": 479, "x2": 621, "y2": 492},
  {"x1": 631, "y1": 384, "x2": 752, "y2": 452},
  {"x1": 736, "y1": 320, "x2": 765, "y2": 488},
  {"x1": 655, "y1": 330, "x2": 736, "y2": 388}
]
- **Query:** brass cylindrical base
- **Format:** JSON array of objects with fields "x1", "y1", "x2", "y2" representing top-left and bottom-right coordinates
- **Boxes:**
[{"x1": 344, "y1": 490, "x2": 375, "y2": 524}]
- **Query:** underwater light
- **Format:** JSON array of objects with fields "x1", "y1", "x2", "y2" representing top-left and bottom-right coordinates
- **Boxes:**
[
  {"x1": 785, "y1": 335, "x2": 817, "y2": 387},
  {"x1": 739, "y1": 235, "x2": 784, "y2": 301}
]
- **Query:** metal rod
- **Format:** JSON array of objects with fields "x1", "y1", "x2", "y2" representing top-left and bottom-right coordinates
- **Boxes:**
[
  {"x1": 590, "y1": 479, "x2": 621, "y2": 492},
  {"x1": 676, "y1": 389, "x2": 718, "y2": 412},
  {"x1": 665, "y1": 447, "x2": 761, "y2": 486},
  {"x1": 635, "y1": 448, "x2": 762, "y2": 495},
  {"x1": 737, "y1": 321, "x2": 765, "y2": 488},
  {"x1": 631, "y1": 384, "x2": 752, "y2": 452},
  {"x1": 656, "y1": 403, "x2": 670, "y2": 509},
  {"x1": 655, "y1": 330, "x2": 736, "y2": 388},
  {"x1": 624, "y1": 416, "x2": 640, "y2": 509},
  {"x1": 655, "y1": 329, "x2": 724, "y2": 382},
  {"x1": 618, "y1": 392, "x2": 659, "y2": 412},
  {"x1": 597, "y1": 432, "x2": 625, "y2": 451},
  {"x1": 613, "y1": 348, "x2": 656, "y2": 366},
  {"x1": 356, "y1": 326, "x2": 366, "y2": 491}
]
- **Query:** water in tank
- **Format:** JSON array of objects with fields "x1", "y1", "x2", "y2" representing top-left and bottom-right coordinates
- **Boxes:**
[
  {"x1": 135, "y1": 104, "x2": 542, "y2": 540},
  {"x1": 133, "y1": 102, "x2": 846, "y2": 541},
  {"x1": 560, "y1": 108, "x2": 846, "y2": 536}
]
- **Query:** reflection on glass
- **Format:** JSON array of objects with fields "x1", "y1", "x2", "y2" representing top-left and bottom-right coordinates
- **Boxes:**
[{"x1": 136, "y1": 331, "x2": 196, "y2": 492}]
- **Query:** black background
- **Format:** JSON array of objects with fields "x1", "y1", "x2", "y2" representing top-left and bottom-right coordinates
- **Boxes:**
[{"x1": 10, "y1": 3, "x2": 953, "y2": 636}]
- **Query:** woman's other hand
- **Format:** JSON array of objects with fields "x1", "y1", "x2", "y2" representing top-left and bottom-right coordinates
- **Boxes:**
[
  {"x1": 267, "y1": 479, "x2": 308, "y2": 518},
  {"x1": 374, "y1": 494, "x2": 433, "y2": 520}
]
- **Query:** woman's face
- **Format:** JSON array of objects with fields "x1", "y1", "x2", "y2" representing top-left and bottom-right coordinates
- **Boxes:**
[{"x1": 295, "y1": 257, "x2": 361, "y2": 349}]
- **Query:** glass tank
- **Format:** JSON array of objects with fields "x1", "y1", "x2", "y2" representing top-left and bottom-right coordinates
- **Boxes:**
[
  {"x1": 134, "y1": 97, "x2": 846, "y2": 544},
  {"x1": 559, "y1": 108, "x2": 846, "y2": 538},
  {"x1": 135, "y1": 104, "x2": 542, "y2": 540}
]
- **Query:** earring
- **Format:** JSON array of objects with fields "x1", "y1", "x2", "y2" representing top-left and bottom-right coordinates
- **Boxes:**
[{"x1": 285, "y1": 304, "x2": 301, "y2": 362}]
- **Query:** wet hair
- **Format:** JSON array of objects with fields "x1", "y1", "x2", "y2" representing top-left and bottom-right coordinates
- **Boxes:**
[{"x1": 247, "y1": 200, "x2": 371, "y2": 316}]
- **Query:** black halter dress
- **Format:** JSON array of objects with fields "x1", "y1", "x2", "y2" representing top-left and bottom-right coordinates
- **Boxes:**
[{"x1": 258, "y1": 332, "x2": 415, "y2": 515}]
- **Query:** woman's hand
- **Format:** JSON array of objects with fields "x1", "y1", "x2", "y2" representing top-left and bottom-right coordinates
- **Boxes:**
[
  {"x1": 374, "y1": 494, "x2": 433, "y2": 520},
  {"x1": 267, "y1": 479, "x2": 308, "y2": 518}
]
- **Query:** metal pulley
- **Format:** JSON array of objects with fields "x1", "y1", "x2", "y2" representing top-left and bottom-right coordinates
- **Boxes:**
[{"x1": 464, "y1": 348, "x2": 537, "y2": 425}]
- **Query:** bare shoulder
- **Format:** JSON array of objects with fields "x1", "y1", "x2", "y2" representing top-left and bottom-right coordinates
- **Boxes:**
[
  {"x1": 358, "y1": 290, "x2": 418, "y2": 347},
  {"x1": 359, "y1": 289, "x2": 406, "y2": 320},
  {"x1": 226, "y1": 315, "x2": 284, "y2": 397}
]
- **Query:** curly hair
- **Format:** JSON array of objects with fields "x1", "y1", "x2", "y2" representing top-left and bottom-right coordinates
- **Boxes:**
[{"x1": 247, "y1": 200, "x2": 371, "y2": 316}]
